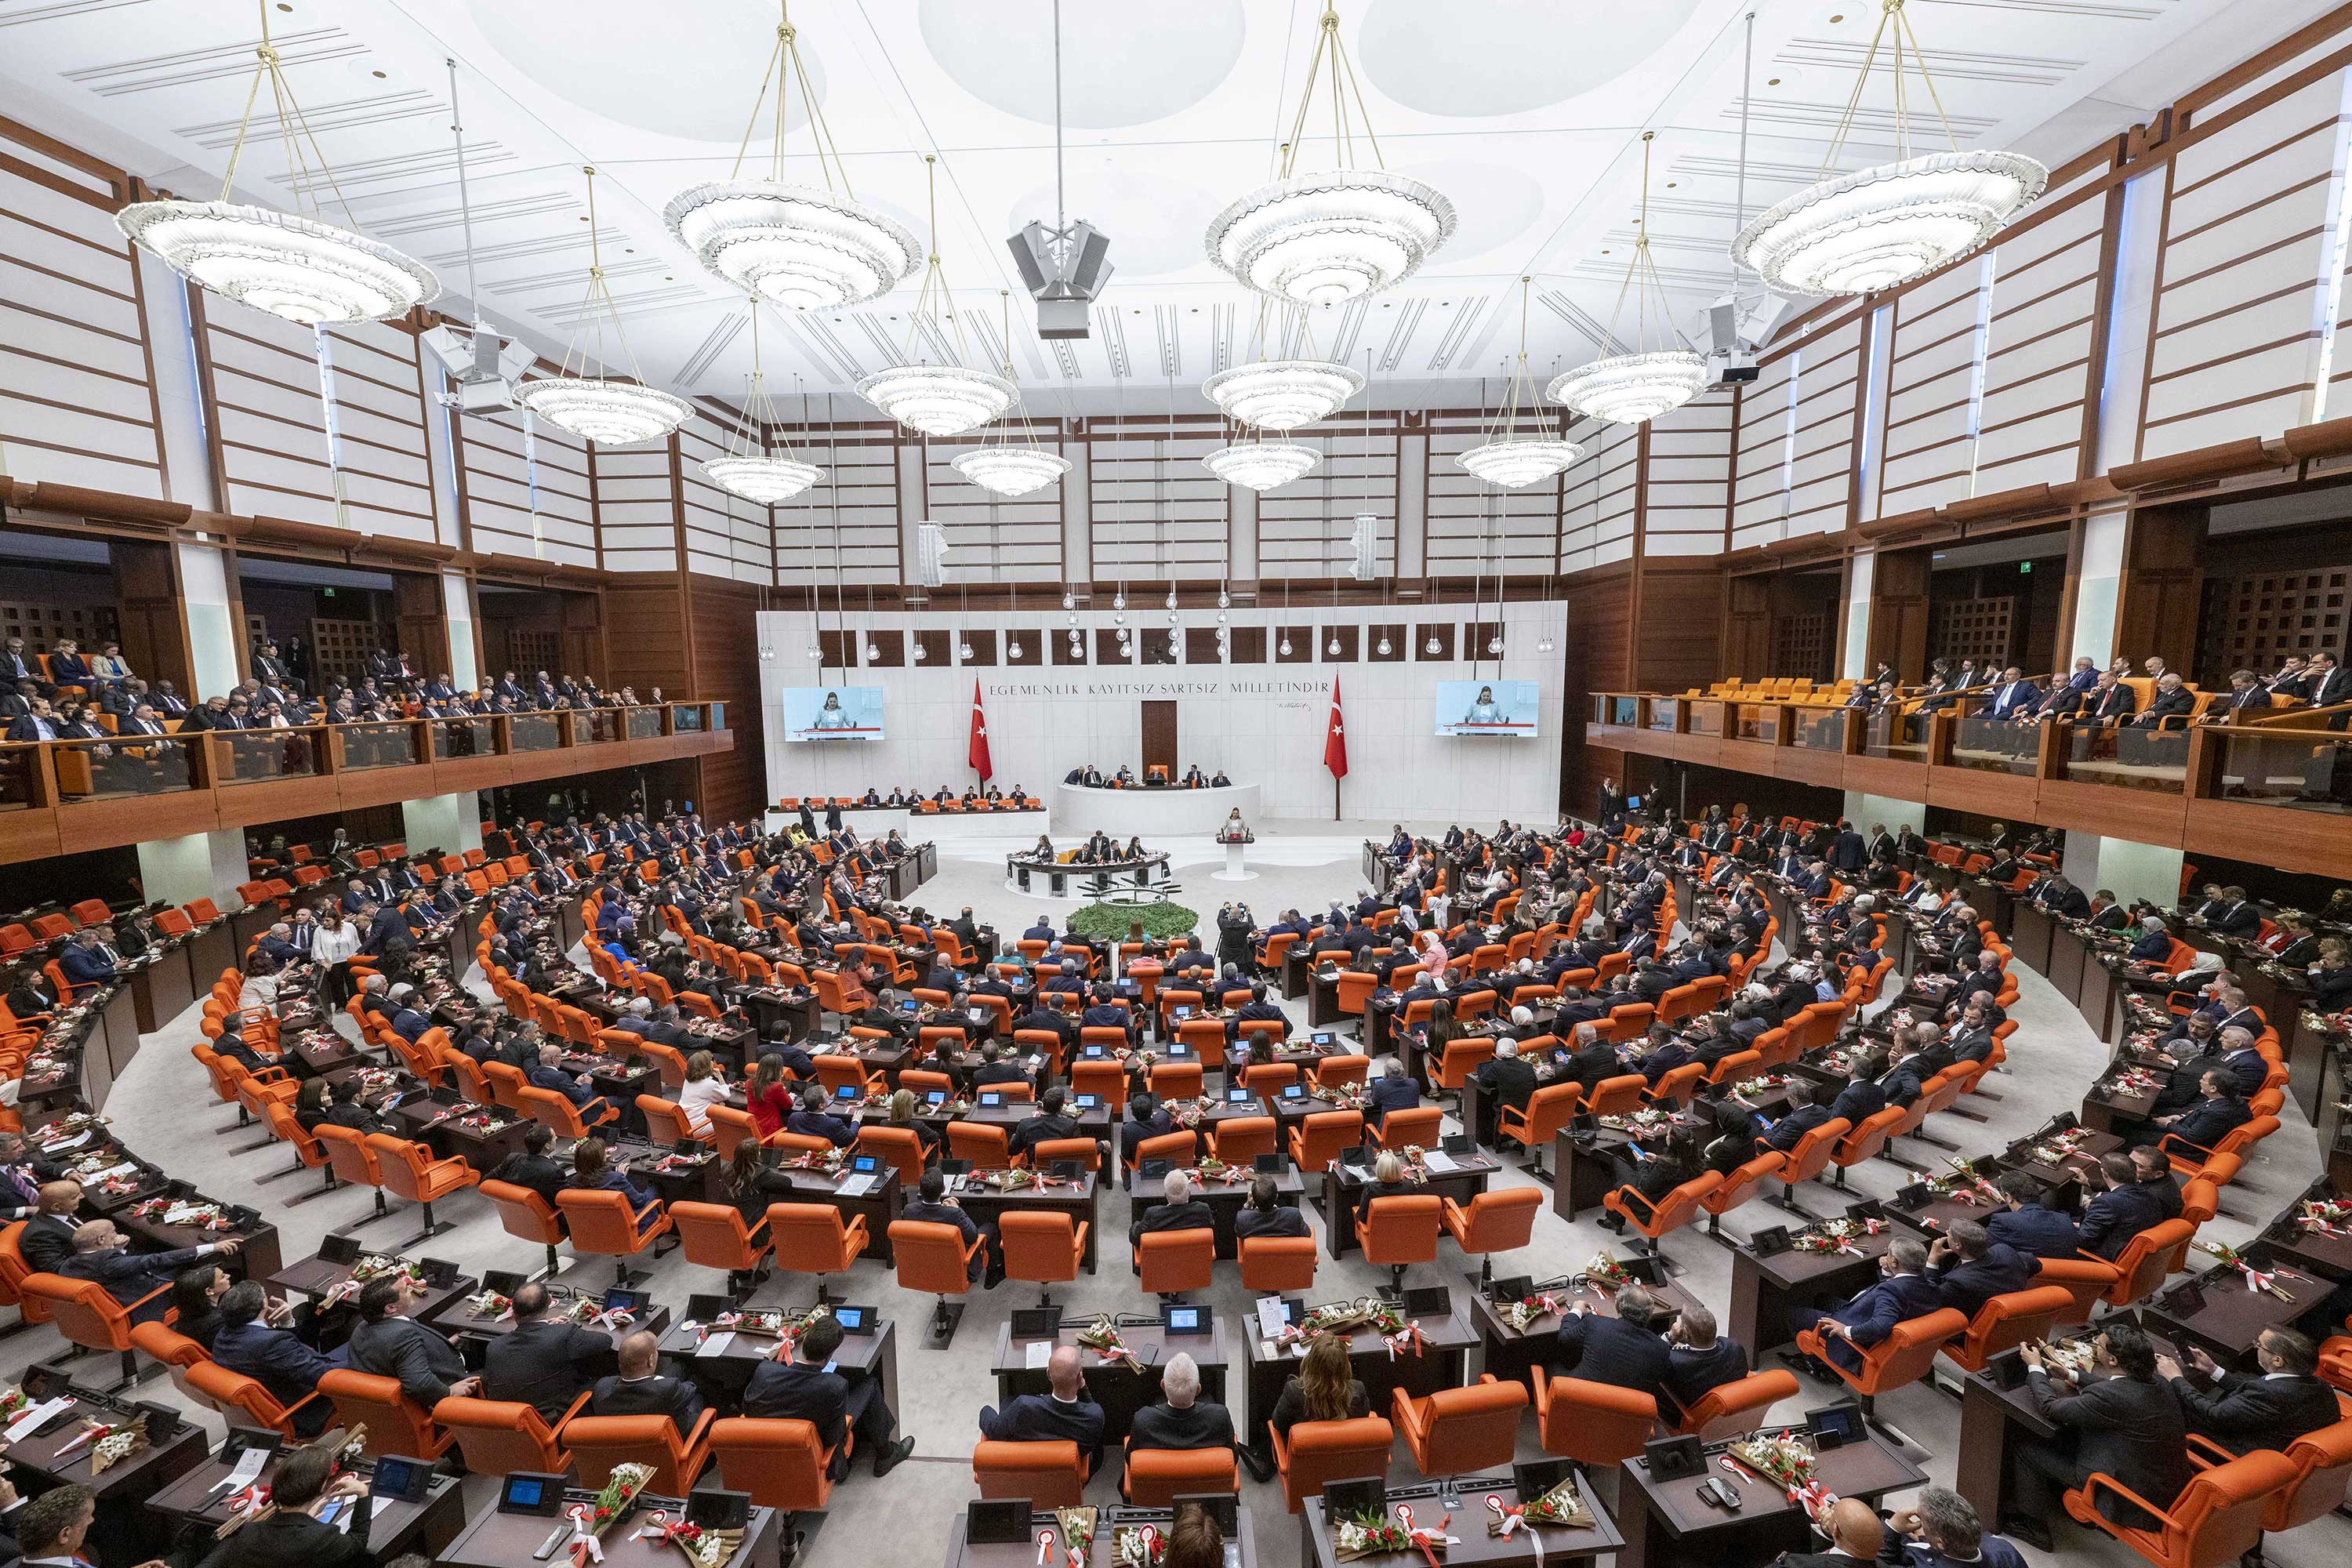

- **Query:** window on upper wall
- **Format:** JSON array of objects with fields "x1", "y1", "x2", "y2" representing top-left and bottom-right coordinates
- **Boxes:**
[
  {"x1": 1321, "y1": 625, "x2": 1359, "y2": 662},
  {"x1": 1004, "y1": 630, "x2": 1040, "y2": 667},
  {"x1": 1274, "y1": 626, "x2": 1312, "y2": 664},
  {"x1": 818, "y1": 630, "x2": 852, "y2": 670},
  {"x1": 1229, "y1": 626, "x2": 1267, "y2": 664},
  {"x1": 1141, "y1": 626, "x2": 1178, "y2": 665},
  {"x1": 960, "y1": 630, "x2": 997, "y2": 666},
  {"x1": 911, "y1": 630, "x2": 950, "y2": 669},
  {"x1": 1415, "y1": 624, "x2": 1455, "y2": 661},
  {"x1": 1461, "y1": 620, "x2": 1500, "y2": 659},
  {"x1": 1367, "y1": 623, "x2": 1407, "y2": 662},
  {"x1": 1184, "y1": 627, "x2": 1224, "y2": 664}
]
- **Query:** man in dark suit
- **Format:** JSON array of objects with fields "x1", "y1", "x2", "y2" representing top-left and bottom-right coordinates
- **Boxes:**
[
  {"x1": 1363, "y1": 1058, "x2": 1421, "y2": 1131},
  {"x1": 1130, "y1": 1169, "x2": 1217, "y2": 1260},
  {"x1": 1753, "y1": 1078, "x2": 1837, "y2": 1154},
  {"x1": 2030, "y1": 874, "x2": 2092, "y2": 920},
  {"x1": 1127, "y1": 1349, "x2": 1236, "y2": 1453},
  {"x1": 2131, "y1": 673, "x2": 2197, "y2": 728},
  {"x1": 1661, "y1": 1301, "x2": 1748, "y2": 1418},
  {"x1": 1984, "y1": 1171, "x2": 2082, "y2": 1259},
  {"x1": 1474, "y1": 1037, "x2": 1542, "y2": 1117},
  {"x1": 590, "y1": 1330, "x2": 705, "y2": 1432},
  {"x1": 344, "y1": 1275, "x2": 477, "y2": 1411},
  {"x1": 1233, "y1": 1177, "x2": 1309, "y2": 1242},
  {"x1": 19, "y1": 1181, "x2": 82, "y2": 1274},
  {"x1": 2136, "y1": 1072, "x2": 2251, "y2": 1154},
  {"x1": 2159, "y1": 1329, "x2": 2336, "y2": 1453},
  {"x1": 1549, "y1": 1286, "x2": 1672, "y2": 1403},
  {"x1": 2007, "y1": 1323, "x2": 2189, "y2": 1549},
  {"x1": 481, "y1": 1281, "x2": 612, "y2": 1421},
  {"x1": 210, "y1": 1279, "x2": 342, "y2": 1437},
  {"x1": 191, "y1": 1443, "x2": 375, "y2": 1568},
  {"x1": 1802, "y1": 1236, "x2": 1940, "y2": 1374},
  {"x1": 1008, "y1": 1087, "x2": 1088, "y2": 1167},
  {"x1": 486, "y1": 1124, "x2": 568, "y2": 1210},
  {"x1": 2200, "y1": 670, "x2": 2273, "y2": 724},
  {"x1": 61, "y1": 1218, "x2": 236, "y2": 1324},
  {"x1": 1773, "y1": 1498, "x2": 1886, "y2": 1568},
  {"x1": 1925, "y1": 1220, "x2": 2036, "y2": 1319},
  {"x1": 978, "y1": 1343, "x2": 1105, "y2": 1475}
]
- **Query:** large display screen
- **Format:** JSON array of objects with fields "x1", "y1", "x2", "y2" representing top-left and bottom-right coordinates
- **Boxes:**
[
  {"x1": 1434, "y1": 679, "x2": 1539, "y2": 738},
  {"x1": 780, "y1": 686, "x2": 885, "y2": 742}
]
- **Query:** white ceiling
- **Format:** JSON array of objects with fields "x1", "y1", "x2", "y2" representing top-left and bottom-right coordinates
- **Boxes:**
[{"x1": 1, "y1": 0, "x2": 2329, "y2": 421}]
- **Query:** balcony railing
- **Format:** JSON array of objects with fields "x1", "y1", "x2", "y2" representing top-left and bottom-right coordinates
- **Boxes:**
[{"x1": 0, "y1": 702, "x2": 729, "y2": 864}]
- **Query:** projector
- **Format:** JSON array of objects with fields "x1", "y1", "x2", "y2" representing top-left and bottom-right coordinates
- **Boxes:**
[{"x1": 1007, "y1": 219, "x2": 1113, "y2": 340}]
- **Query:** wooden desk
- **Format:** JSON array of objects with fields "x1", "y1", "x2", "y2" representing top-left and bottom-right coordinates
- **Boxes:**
[
  {"x1": 741, "y1": 987, "x2": 822, "y2": 1044},
  {"x1": 1130, "y1": 1167, "x2": 1306, "y2": 1258},
  {"x1": 1240, "y1": 1291, "x2": 1475, "y2": 1434},
  {"x1": 952, "y1": 1171, "x2": 1102, "y2": 1272},
  {"x1": 1617, "y1": 1433, "x2": 1925, "y2": 1568},
  {"x1": 387, "y1": 1099, "x2": 532, "y2": 1174},
  {"x1": 656, "y1": 1315, "x2": 898, "y2": 1418},
  {"x1": 1317, "y1": 1155, "x2": 1499, "y2": 1258},
  {"x1": 448, "y1": 1299, "x2": 672, "y2": 1352},
  {"x1": 127, "y1": 945, "x2": 198, "y2": 1036},
  {"x1": 1309, "y1": 970, "x2": 1348, "y2": 1028},
  {"x1": 991, "y1": 1318, "x2": 1227, "y2": 1444},
  {"x1": 117, "y1": 1210, "x2": 282, "y2": 1283},
  {"x1": 6, "y1": 1388, "x2": 209, "y2": 1563},
  {"x1": 2008, "y1": 901, "x2": 2056, "y2": 975},
  {"x1": 146, "y1": 1450, "x2": 467, "y2": 1560},
  {"x1": 264, "y1": 1253, "x2": 475, "y2": 1348},
  {"x1": 1305, "y1": 1481, "x2": 1621, "y2": 1568},
  {"x1": 1951, "y1": 1342, "x2": 2184, "y2": 1525},
  {"x1": 1726, "y1": 1232, "x2": 1889, "y2": 1357},
  {"x1": 944, "y1": 1508, "x2": 1256, "y2": 1568},
  {"x1": 436, "y1": 1490, "x2": 783, "y2": 1568},
  {"x1": 1282, "y1": 946, "x2": 1312, "y2": 1000},
  {"x1": 752, "y1": 1164, "x2": 906, "y2": 1261},
  {"x1": 2139, "y1": 1262, "x2": 2319, "y2": 1368},
  {"x1": 1469, "y1": 1275, "x2": 1703, "y2": 1394}
]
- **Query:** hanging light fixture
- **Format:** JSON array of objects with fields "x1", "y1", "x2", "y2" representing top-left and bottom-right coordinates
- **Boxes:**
[
  {"x1": 1459, "y1": 278, "x2": 1581, "y2": 488},
  {"x1": 952, "y1": 291, "x2": 1070, "y2": 495},
  {"x1": 1549, "y1": 134, "x2": 1709, "y2": 427},
  {"x1": 912, "y1": 641, "x2": 927, "y2": 661},
  {"x1": 1733, "y1": 1, "x2": 2044, "y2": 297},
  {"x1": 666, "y1": 0, "x2": 920, "y2": 311},
  {"x1": 702, "y1": 300, "x2": 825, "y2": 503},
  {"x1": 1203, "y1": 303, "x2": 1363, "y2": 429},
  {"x1": 514, "y1": 167, "x2": 691, "y2": 445},
  {"x1": 1206, "y1": 5, "x2": 1453, "y2": 305},
  {"x1": 858, "y1": 157, "x2": 1014, "y2": 435},
  {"x1": 117, "y1": 5, "x2": 437, "y2": 325},
  {"x1": 1424, "y1": 633, "x2": 1439, "y2": 655},
  {"x1": 1279, "y1": 634, "x2": 1294, "y2": 656},
  {"x1": 1203, "y1": 441, "x2": 1318, "y2": 492},
  {"x1": 1007, "y1": 637, "x2": 1023, "y2": 658},
  {"x1": 1377, "y1": 633, "x2": 1392, "y2": 655}
]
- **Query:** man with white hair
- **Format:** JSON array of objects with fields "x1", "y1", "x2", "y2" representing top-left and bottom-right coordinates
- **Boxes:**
[
  {"x1": 256, "y1": 921, "x2": 306, "y2": 967},
  {"x1": 1365, "y1": 1054, "x2": 1421, "y2": 1131},
  {"x1": 1129, "y1": 1167, "x2": 1215, "y2": 1261},
  {"x1": 1128, "y1": 1349, "x2": 1237, "y2": 1454},
  {"x1": 1475, "y1": 1035, "x2": 1540, "y2": 1123},
  {"x1": 386, "y1": 983, "x2": 431, "y2": 1045},
  {"x1": 608, "y1": 996, "x2": 655, "y2": 1036}
]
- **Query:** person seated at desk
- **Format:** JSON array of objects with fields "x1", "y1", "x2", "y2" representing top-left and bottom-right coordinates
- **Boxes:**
[
  {"x1": 745, "y1": 1313, "x2": 916, "y2": 1477},
  {"x1": 1661, "y1": 1301, "x2": 1748, "y2": 1419},
  {"x1": 1123, "y1": 835, "x2": 1146, "y2": 858},
  {"x1": 1925, "y1": 1220, "x2": 2036, "y2": 1319},
  {"x1": 2132, "y1": 1071, "x2": 2250, "y2": 1153},
  {"x1": 1210, "y1": 769, "x2": 1230, "y2": 786},
  {"x1": 902, "y1": 1167, "x2": 992, "y2": 1283},
  {"x1": 320, "y1": 1076, "x2": 390, "y2": 1138},
  {"x1": 979, "y1": 1343, "x2": 1105, "y2": 1475},
  {"x1": 1233, "y1": 1175, "x2": 1308, "y2": 1241},
  {"x1": 1751, "y1": 1076, "x2": 1836, "y2": 1153},
  {"x1": 1181, "y1": 765, "x2": 1207, "y2": 789},
  {"x1": 1228, "y1": 981, "x2": 1285, "y2": 1046},
  {"x1": 347, "y1": 1274, "x2": 478, "y2": 1409},
  {"x1": 784, "y1": 1083, "x2": 859, "y2": 1148},
  {"x1": 1795, "y1": 1235, "x2": 1940, "y2": 1377},
  {"x1": 1474, "y1": 1036, "x2": 1541, "y2": 1120},
  {"x1": 1131, "y1": 1169, "x2": 1217, "y2": 1265},
  {"x1": 590, "y1": 1329, "x2": 704, "y2": 1432},
  {"x1": 2158, "y1": 1329, "x2": 2336, "y2": 1453},
  {"x1": 1131, "y1": 1349, "x2": 1266, "y2": 1479},
  {"x1": 970, "y1": 1040, "x2": 1033, "y2": 1094},
  {"x1": 1777, "y1": 1498, "x2": 1886, "y2": 1568},
  {"x1": 1010, "y1": 1086, "x2": 1091, "y2": 1166},
  {"x1": 482, "y1": 1280, "x2": 610, "y2": 1422},
  {"x1": 1121, "y1": 1091, "x2": 1187, "y2": 1163},
  {"x1": 528, "y1": 1041, "x2": 612, "y2": 1127},
  {"x1": 172, "y1": 1261, "x2": 232, "y2": 1352},
  {"x1": 1882, "y1": 1487, "x2": 2027, "y2": 1568},
  {"x1": 61, "y1": 1218, "x2": 238, "y2": 1325},
  {"x1": 1267, "y1": 1333, "x2": 1368, "y2": 1454},
  {"x1": 1351, "y1": 1150, "x2": 1425, "y2": 1232},
  {"x1": 487, "y1": 1123, "x2": 568, "y2": 1211},
  {"x1": 1984, "y1": 1170, "x2": 2083, "y2": 1259},
  {"x1": 2006, "y1": 1323, "x2": 2188, "y2": 1550},
  {"x1": 1599, "y1": 1129, "x2": 1704, "y2": 1236},
  {"x1": 1364, "y1": 1056, "x2": 1420, "y2": 1131},
  {"x1": 1550, "y1": 1284, "x2": 1672, "y2": 1403},
  {"x1": 1081, "y1": 985, "x2": 1137, "y2": 1045},
  {"x1": 191, "y1": 1443, "x2": 375, "y2": 1568},
  {"x1": 567, "y1": 1137, "x2": 662, "y2": 1233},
  {"x1": 211, "y1": 1279, "x2": 343, "y2": 1437}
]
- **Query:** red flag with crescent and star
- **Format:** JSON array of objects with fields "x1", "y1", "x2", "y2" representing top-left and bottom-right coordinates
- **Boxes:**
[
  {"x1": 1323, "y1": 677, "x2": 1348, "y2": 780},
  {"x1": 968, "y1": 678, "x2": 993, "y2": 779}
]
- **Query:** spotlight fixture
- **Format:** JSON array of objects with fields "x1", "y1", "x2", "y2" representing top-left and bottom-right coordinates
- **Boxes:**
[
  {"x1": 1007, "y1": 638, "x2": 1022, "y2": 658},
  {"x1": 1005, "y1": 4, "x2": 1112, "y2": 340},
  {"x1": 806, "y1": 643, "x2": 821, "y2": 659}
]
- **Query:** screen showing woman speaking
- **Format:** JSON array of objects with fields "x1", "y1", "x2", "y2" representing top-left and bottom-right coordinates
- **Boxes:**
[
  {"x1": 781, "y1": 685, "x2": 886, "y2": 741},
  {"x1": 1434, "y1": 679, "x2": 1539, "y2": 737}
]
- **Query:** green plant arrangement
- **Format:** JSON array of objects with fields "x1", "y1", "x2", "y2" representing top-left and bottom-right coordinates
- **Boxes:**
[{"x1": 1066, "y1": 901, "x2": 1199, "y2": 942}]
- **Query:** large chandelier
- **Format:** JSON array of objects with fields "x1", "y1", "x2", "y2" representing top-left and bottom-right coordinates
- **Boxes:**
[
  {"x1": 1731, "y1": 1, "x2": 2045, "y2": 296},
  {"x1": 1203, "y1": 307, "x2": 1363, "y2": 430},
  {"x1": 1549, "y1": 132, "x2": 1708, "y2": 426},
  {"x1": 513, "y1": 167, "x2": 690, "y2": 446},
  {"x1": 115, "y1": 5, "x2": 436, "y2": 325},
  {"x1": 950, "y1": 291, "x2": 1069, "y2": 497},
  {"x1": 665, "y1": 1, "x2": 919, "y2": 312},
  {"x1": 702, "y1": 301, "x2": 823, "y2": 503},
  {"x1": 1204, "y1": 7, "x2": 1453, "y2": 306},
  {"x1": 1459, "y1": 278, "x2": 1580, "y2": 488},
  {"x1": 857, "y1": 157, "x2": 1014, "y2": 436},
  {"x1": 1203, "y1": 441, "x2": 1318, "y2": 492}
]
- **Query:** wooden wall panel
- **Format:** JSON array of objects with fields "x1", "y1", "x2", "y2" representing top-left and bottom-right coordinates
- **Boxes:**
[
  {"x1": 593, "y1": 445, "x2": 677, "y2": 571},
  {"x1": 455, "y1": 400, "x2": 596, "y2": 566},
  {"x1": 684, "y1": 575, "x2": 764, "y2": 822},
  {"x1": 677, "y1": 408, "x2": 772, "y2": 585},
  {"x1": 1425, "y1": 413, "x2": 1562, "y2": 575},
  {"x1": 917, "y1": 417, "x2": 1066, "y2": 584},
  {"x1": 1632, "y1": 559, "x2": 1724, "y2": 695},
  {"x1": 775, "y1": 427, "x2": 899, "y2": 586},
  {"x1": 1639, "y1": 393, "x2": 1736, "y2": 557}
]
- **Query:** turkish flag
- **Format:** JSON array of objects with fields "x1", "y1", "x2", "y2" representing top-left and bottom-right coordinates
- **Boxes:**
[
  {"x1": 1323, "y1": 677, "x2": 1348, "y2": 780},
  {"x1": 967, "y1": 679, "x2": 993, "y2": 780}
]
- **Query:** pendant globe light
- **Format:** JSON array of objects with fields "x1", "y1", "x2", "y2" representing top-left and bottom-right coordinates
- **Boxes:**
[
  {"x1": 514, "y1": 168, "x2": 691, "y2": 445},
  {"x1": 1548, "y1": 133, "x2": 1709, "y2": 426},
  {"x1": 857, "y1": 157, "x2": 1014, "y2": 436},
  {"x1": 666, "y1": 0, "x2": 920, "y2": 312},
  {"x1": 1203, "y1": 303, "x2": 1363, "y2": 430},
  {"x1": 1732, "y1": 0, "x2": 2045, "y2": 297},
  {"x1": 951, "y1": 292, "x2": 1070, "y2": 496},
  {"x1": 1205, "y1": 5, "x2": 1454, "y2": 306},
  {"x1": 702, "y1": 301, "x2": 823, "y2": 503},
  {"x1": 116, "y1": 3, "x2": 436, "y2": 325},
  {"x1": 1458, "y1": 278, "x2": 1581, "y2": 488}
]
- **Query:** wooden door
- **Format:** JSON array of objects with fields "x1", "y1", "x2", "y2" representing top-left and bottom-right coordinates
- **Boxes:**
[{"x1": 1141, "y1": 700, "x2": 1177, "y2": 782}]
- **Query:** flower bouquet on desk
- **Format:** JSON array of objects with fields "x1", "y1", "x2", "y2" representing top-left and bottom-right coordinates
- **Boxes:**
[
  {"x1": 2199, "y1": 1240, "x2": 2298, "y2": 1301},
  {"x1": 33, "y1": 1111, "x2": 110, "y2": 1152},
  {"x1": 0, "y1": 1385, "x2": 37, "y2": 1426},
  {"x1": 1493, "y1": 1288, "x2": 1567, "y2": 1334},
  {"x1": 1168, "y1": 1098, "x2": 1214, "y2": 1131},
  {"x1": 789, "y1": 1144, "x2": 848, "y2": 1176},
  {"x1": 2299, "y1": 1197, "x2": 2352, "y2": 1236},
  {"x1": 1075, "y1": 1315, "x2": 1142, "y2": 1372},
  {"x1": 1193, "y1": 1155, "x2": 1236, "y2": 1186},
  {"x1": 2024, "y1": 1127, "x2": 2094, "y2": 1167},
  {"x1": 1323, "y1": 1082, "x2": 1371, "y2": 1112},
  {"x1": 563, "y1": 1461, "x2": 653, "y2": 1562},
  {"x1": 979, "y1": 1167, "x2": 1040, "y2": 1194},
  {"x1": 2105, "y1": 1065, "x2": 2166, "y2": 1098},
  {"x1": 1111, "y1": 1525, "x2": 1165, "y2": 1568},
  {"x1": 1487, "y1": 1475, "x2": 1595, "y2": 1537},
  {"x1": 1791, "y1": 1216, "x2": 1878, "y2": 1256},
  {"x1": 1398, "y1": 1145, "x2": 1433, "y2": 1184},
  {"x1": 1332, "y1": 1512, "x2": 1417, "y2": 1563},
  {"x1": 129, "y1": 1196, "x2": 235, "y2": 1232},
  {"x1": 1279, "y1": 1296, "x2": 1408, "y2": 1353},
  {"x1": 323, "y1": 1253, "x2": 423, "y2": 1307},
  {"x1": 463, "y1": 1288, "x2": 513, "y2": 1320},
  {"x1": 1924, "y1": 1159, "x2": 2002, "y2": 1207},
  {"x1": 1054, "y1": 1507, "x2": 1098, "y2": 1565},
  {"x1": 653, "y1": 1149, "x2": 711, "y2": 1175},
  {"x1": 1727, "y1": 1429, "x2": 1836, "y2": 1515},
  {"x1": 56, "y1": 1412, "x2": 147, "y2": 1474},
  {"x1": 1579, "y1": 1249, "x2": 1632, "y2": 1290},
  {"x1": 351, "y1": 1066, "x2": 401, "y2": 1098},
  {"x1": 2040, "y1": 1338, "x2": 2100, "y2": 1380},
  {"x1": 1595, "y1": 1107, "x2": 1672, "y2": 1136},
  {"x1": 635, "y1": 1509, "x2": 742, "y2": 1568}
]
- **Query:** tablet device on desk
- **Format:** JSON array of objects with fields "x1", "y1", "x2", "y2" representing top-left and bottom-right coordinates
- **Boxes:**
[
  {"x1": 1139, "y1": 1158, "x2": 1173, "y2": 1182},
  {"x1": 1254, "y1": 1152, "x2": 1287, "y2": 1174},
  {"x1": 1441, "y1": 1134, "x2": 1474, "y2": 1156},
  {"x1": 1404, "y1": 1287, "x2": 1451, "y2": 1319},
  {"x1": 129, "y1": 1400, "x2": 181, "y2": 1442},
  {"x1": 979, "y1": 1092, "x2": 1004, "y2": 1108},
  {"x1": 2169, "y1": 1278, "x2": 2209, "y2": 1317},
  {"x1": 1312, "y1": 1033, "x2": 1334, "y2": 1048},
  {"x1": 1893, "y1": 1182, "x2": 1929, "y2": 1211},
  {"x1": 1570, "y1": 1112, "x2": 1599, "y2": 1136},
  {"x1": 1489, "y1": 1274, "x2": 1532, "y2": 1305},
  {"x1": 760, "y1": 1145, "x2": 785, "y2": 1168},
  {"x1": 1846, "y1": 1199, "x2": 1886, "y2": 1223},
  {"x1": 1051, "y1": 1160, "x2": 1084, "y2": 1183},
  {"x1": 687, "y1": 1489, "x2": 752, "y2": 1533},
  {"x1": 319, "y1": 1233, "x2": 361, "y2": 1266},
  {"x1": 1083, "y1": 1045, "x2": 1107, "y2": 1058},
  {"x1": 1164, "y1": 1304, "x2": 1210, "y2": 1335},
  {"x1": 221, "y1": 1426, "x2": 281, "y2": 1465},
  {"x1": 370, "y1": 1454, "x2": 431, "y2": 1503},
  {"x1": 1225, "y1": 1087, "x2": 1253, "y2": 1104},
  {"x1": 1513, "y1": 1458, "x2": 1576, "y2": 1502},
  {"x1": 686, "y1": 1294, "x2": 728, "y2": 1324},
  {"x1": 850, "y1": 1154, "x2": 880, "y2": 1175},
  {"x1": 902, "y1": 998, "x2": 921, "y2": 1013},
  {"x1": 1806, "y1": 1403, "x2": 1865, "y2": 1450},
  {"x1": 1010, "y1": 1307, "x2": 1062, "y2": 1340},
  {"x1": 1280, "y1": 1083, "x2": 1306, "y2": 1101},
  {"x1": 832, "y1": 1305, "x2": 874, "y2": 1334},
  {"x1": 1750, "y1": 1225, "x2": 1792, "y2": 1258},
  {"x1": 1175, "y1": 1494, "x2": 1237, "y2": 1536},
  {"x1": 483, "y1": 1269, "x2": 526, "y2": 1300},
  {"x1": 1075, "y1": 1094, "x2": 1101, "y2": 1110},
  {"x1": 966, "y1": 1501, "x2": 1031, "y2": 1546},
  {"x1": 420, "y1": 1257, "x2": 460, "y2": 1290},
  {"x1": 497, "y1": 1472, "x2": 564, "y2": 1517},
  {"x1": 926, "y1": 1089, "x2": 949, "y2": 1106},
  {"x1": 833, "y1": 1084, "x2": 859, "y2": 1102},
  {"x1": 1321, "y1": 1479, "x2": 1385, "y2": 1520},
  {"x1": 1173, "y1": 1006, "x2": 1193, "y2": 1020},
  {"x1": 602, "y1": 1287, "x2": 650, "y2": 1316},
  {"x1": 942, "y1": 1159, "x2": 973, "y2": 1178},
  {"x1": 22, "y1": 1363, "x2": 67, "y2": 1403},
  {"x1": 1642, "y1": 1436, "x2": 1703, "y2": 1482}
]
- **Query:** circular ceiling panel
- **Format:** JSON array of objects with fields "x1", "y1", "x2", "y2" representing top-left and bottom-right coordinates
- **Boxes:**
[
  {"x1": 1387, "y1": 160, "x2": 1544, "y2": 260},
  {"x1": 1356, "y1": 0, "x2": 1700, "y2": 117},
  {"x1": 917, "y1": 0, "x2": 1246, "y2": 127},
  {"x1": 470, "y1": 0, "x2": 820, "y2": 143}
]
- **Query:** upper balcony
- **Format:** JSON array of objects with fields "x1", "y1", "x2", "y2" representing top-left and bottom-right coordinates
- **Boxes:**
[
  {"x1": 0, "y1": 702, "x2": 729, "y2": 864},
  {"x1": 1587, "y1": 692, "x2": 2352, "y2": 879}
]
